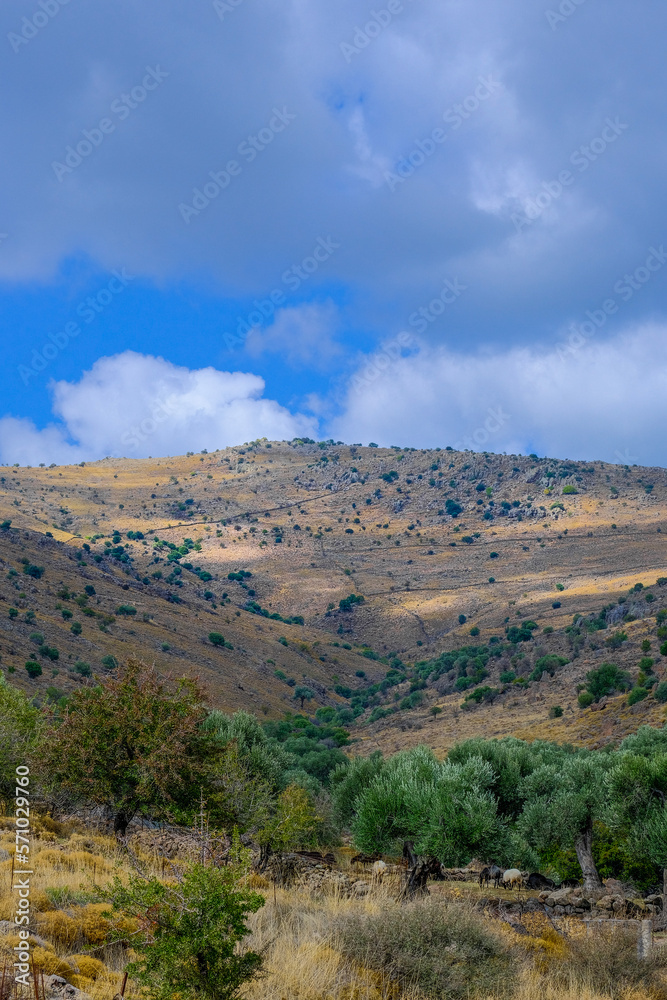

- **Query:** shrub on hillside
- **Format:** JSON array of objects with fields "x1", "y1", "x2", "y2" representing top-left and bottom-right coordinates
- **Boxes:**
[
  {"x1": 530, "y1": 654, "x2": 568, "y2": 681},
  {"x1": 336, "y1": 897, "x2": 512, "y2": 1000},
  {"x1": 25, "y1": 661, "x2": 42, "y2": 679},
  {"x1": 627, "y1": 686, "x2": 649, "y2": 706},
  {"x1": 606, "y1": 630, "x2": 628, "y2": 650},
  {"x1": 654, "y1": 682, "x2": 667, "y2": 704},
  {"x1": 584, "y1": 662, "x2": 632, "y2": 701}
]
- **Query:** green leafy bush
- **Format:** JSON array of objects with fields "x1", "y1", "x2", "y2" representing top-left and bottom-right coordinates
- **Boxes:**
[
  {"x1": 654, "y1": 682, "x2": 667, "y2": 703},
  {"x1": 550, "y1": 705, "x2": 564, "y2": 718},
  {"x1": 102, "y1": 848, "x2": 264, "y2": 1000},
  {"x1": 606, "y1": 631, "x2": 628, "y2": 650},
  {"x1": 578, "y1": 691, "x2": 594, "y2": 709},
  {"x1": 627, "y1": 687, "x2": 649, "y2": 706},
  {"x1": 530, "y1": 654, "x2": 568, "y2": 681},
  {"x1": 25, "y1": 661, "x2": 42, "y2": 679},
  {"x1": 584, "y1": 662, "x2": 631, "y2": 701}
]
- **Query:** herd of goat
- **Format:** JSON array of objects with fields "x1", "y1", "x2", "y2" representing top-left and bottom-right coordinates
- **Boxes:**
[
  {"x1": 477, "y1": 865, "x2": 579, "y2": 891},
  {"x1": 348, "y1": 854, "x2": 579, "y2": 891}
]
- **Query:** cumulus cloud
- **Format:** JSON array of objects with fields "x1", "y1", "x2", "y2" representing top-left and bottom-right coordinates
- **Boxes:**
[
  {"x1": 0, "y1": 352, "x2": 318, "y2": 465},
  {"x1": 244, "y1": 302, "x2": 342, "y2": 369},
  {"x1": 330, "y1": 324, "x2": 667, "y2": 466}
]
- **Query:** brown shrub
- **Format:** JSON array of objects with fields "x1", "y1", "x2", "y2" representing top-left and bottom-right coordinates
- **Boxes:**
[
  {"x1": 78, "y1": 903, "x2": 111, "y2": 944},
  {"x1": 36, "y1": 910, "x2": 79, "y2": 948},
  {"x1": 32, "y1": 947, "x2": 75, "y2": 978},
  {"x1": 68, "y1": 955, "x2": 107, "y2": 980},
  {"x1": 68, "y1": 975, "x2": 94, "y2": 992}
]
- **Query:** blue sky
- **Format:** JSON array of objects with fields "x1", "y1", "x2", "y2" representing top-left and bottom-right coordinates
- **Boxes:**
[{"x1": 1, "y1": 0, "x2": 666, "y2": 466}]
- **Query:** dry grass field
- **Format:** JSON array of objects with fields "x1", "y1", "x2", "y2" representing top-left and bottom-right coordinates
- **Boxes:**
[
  {"x1": 1, "y1": 440, "x2": 666, "y2": 751},
  {"x1": 1, "y1": 815, "x2": 666, "y2": 1000}
]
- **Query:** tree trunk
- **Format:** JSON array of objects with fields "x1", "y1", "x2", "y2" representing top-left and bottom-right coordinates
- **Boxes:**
[
  {"x1": 114, "y1": 811, "x2": 130, "y2": 837},
  {"x1": 662, "y1": 867, "x2": 667, "y2": 930},
  {"x1": 258, "y1": 843, "x2": 272, "y2": 872},
  {"x1": 574, "y1": 820, "x2": 602, "y2": 891},
  {"x1": 401, "y1": 840, "x2": 431, "y2": 901}
]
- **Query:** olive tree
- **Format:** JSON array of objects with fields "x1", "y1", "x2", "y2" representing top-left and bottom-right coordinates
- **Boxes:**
[{"x1": 519, "y1": 750, "x2": 613, "y2": 890}]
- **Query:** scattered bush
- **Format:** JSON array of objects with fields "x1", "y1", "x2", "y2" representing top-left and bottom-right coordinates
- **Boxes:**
[
  {"x1": 654, "y1": 682, "x2": 667, "y2": 704},
  {"x1": 606, "y1": 630, "x2": 629, "y2": 649},
  {"x1": 583, "y1": 662, "x2": 632, "y2": 702},
  {"x1": 23, "y1": 563, "x2": 45, "y2": 579},
  {"x1": 549, "y1": 705, "x2": 564, "y2": 718},
  {"x1": 337, "y1": 897, "x2": 512, "y2": 1000},
  {"x1": 25, "y1": 661, "x2": 42, "y2": 679},
  {"x1": 116, "y1": 604, "x2": 137, "y2": 616}
]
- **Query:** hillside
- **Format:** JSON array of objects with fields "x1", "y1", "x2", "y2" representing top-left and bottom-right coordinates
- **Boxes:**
[{"x1": 1, "y1": 439, "x2": 666, "y2": 753}]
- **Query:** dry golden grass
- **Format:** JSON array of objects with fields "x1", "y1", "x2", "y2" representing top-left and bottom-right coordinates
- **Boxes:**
[{"x1": 1, "y1": 820, "x2": 666, "y2": 1000}]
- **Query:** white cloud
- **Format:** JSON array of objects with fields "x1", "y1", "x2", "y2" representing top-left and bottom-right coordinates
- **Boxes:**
[
  {"x1": 244, "y1": 302, "x2": 342, "y2": 369},
  {"x1": 0, "y1": 352, "x2": 318, "y2": 465},
  {"x1": 330, "y1": 324, "x2": 667, "y2": 466}
]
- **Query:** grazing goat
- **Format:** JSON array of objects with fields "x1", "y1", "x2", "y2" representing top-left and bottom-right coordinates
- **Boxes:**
[
  {"x1": 526, "y1": 872, "x2": 555, "y2": 890},
  {"x1": 479, "y1": 864, "x2": 503, "y2": 888},
  {"x1": 371, "y1": 860, "x2": 387, "y2": 882},
  {"x1": 502, "y1": 868, "x2": 523, "y2": 890}
]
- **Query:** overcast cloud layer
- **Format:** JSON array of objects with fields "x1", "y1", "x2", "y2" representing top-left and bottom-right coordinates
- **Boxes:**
[{"x1": 1, "y1": 0, "x2": 666, "y2": 466}]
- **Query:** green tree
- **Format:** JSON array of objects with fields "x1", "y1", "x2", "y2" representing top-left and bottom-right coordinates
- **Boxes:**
[
  {"x1": 38, "y1": 659, "x2": 213, "y2": 835},
  {"x1": 257, "y1": 784, "x2": 320, "y2": 864},
  {"x1": 0, "y1": 672, "x2": 41, "y2": 798},
  {"x1": 519, "y1": 751, "x2": 612, "y2": 889},
  {"x1": 102, "y1": 836, "x2": 264, "y2": 1000},
  {"x1": 293, "y1": 685, "x2": 314, "y2": 709},
  {"x1": 330, "y1": 751, "x2": 385, "y2": 826},
  {"x1": 608, "y1": 727, "x2": 667, "y2": 920},
  {"x1": 351, "y1": 745, "x2": 500, "y2": 867}
]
